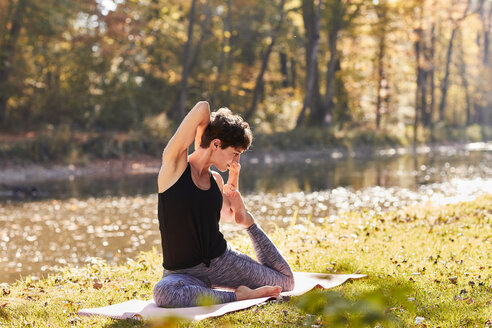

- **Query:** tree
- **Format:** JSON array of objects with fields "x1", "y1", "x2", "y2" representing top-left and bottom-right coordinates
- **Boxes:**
[
  {"x1": 176, "y1": 0, "x2": 198, "y2": 121},
  {"x1": 478, "y1": 0, "x2": 492, "y2": 65},
  {"x1": 244, "y1": 0, "x2": 286, "y2": 121},
  {"x1": 457, "y1": 30, "x2": 473, "y2": 126},
  {"x1": 413, "y1": 24, "x2": 423, "y2": 146},
  {"x1": 296, "y1": 0, "x2": 322, "y2": 127},
  {"x1": 475, "y1": 0, "x2": 492, "y2": 132},
  {"x1": 0, "y1": 0, "x2": 28, "y2": 126},
  {"x1": 438, "y1": 0, "x2": 472, "y2": 122},
  {"x1": 317, "y1": 0, "x2": 361, "y2": 127},
  {"x1": 374, "y1": 0, "x2": 390, "y2": 129},
  {"x1": 211, "y1": 0, "x2": 233, "y2": 109}
]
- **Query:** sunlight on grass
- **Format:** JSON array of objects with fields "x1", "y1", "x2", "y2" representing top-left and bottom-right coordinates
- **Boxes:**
[{"x1": 0, "y1": 194, "x2": 490, "y2": 327}]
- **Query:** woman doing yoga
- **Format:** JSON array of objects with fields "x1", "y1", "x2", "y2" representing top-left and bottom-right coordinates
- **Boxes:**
[{"x1": 153, "y1": 101, "x2": 294, "y2": 308}]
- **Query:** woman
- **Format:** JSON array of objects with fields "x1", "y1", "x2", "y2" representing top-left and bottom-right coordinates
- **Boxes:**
[{"x1": 153, "y1": 101, "x2": 294, "y2": 308}]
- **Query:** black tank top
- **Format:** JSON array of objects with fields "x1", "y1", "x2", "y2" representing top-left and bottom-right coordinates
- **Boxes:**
[{"x1": 158, "y1": 162, "x2": 227, "y2": 270}]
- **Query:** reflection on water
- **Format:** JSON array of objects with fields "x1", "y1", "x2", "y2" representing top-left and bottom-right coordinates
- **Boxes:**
[
  {"x1": 239, "y1": 150, "x2": 491, "y2": 194},
  {"x1": 2, "y1": 149, "x2": 490, "y2": 199},
  {"x1": 0, "y1": 196, "x2": 159, "y2": 284},
  {"x1": 1, "y1": 149, "x2": 491, "y2": 283}
]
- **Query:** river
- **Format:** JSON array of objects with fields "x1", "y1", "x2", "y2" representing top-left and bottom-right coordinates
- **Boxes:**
[{"x1": 1, "y1": 143, "x2": 491, "y2": 284}]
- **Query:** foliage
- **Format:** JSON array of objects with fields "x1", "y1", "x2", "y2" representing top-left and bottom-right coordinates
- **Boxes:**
[
  {"x1": 294, "y1": 286, "x2": 413, "y2": 327},
  {"x1": 0, "y1": 0, "x2": 491, "y2": 145},
  {"x1": 0, "y1": 129, "x2": 165, "y2": 164}
]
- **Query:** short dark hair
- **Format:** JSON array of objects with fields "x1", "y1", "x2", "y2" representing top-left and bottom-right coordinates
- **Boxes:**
[{"x1": 200, "y1": 107, "x2": 253, "y2": 150}]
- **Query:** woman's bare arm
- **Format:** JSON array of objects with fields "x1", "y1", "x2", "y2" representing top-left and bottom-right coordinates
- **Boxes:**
[
  {"x1": 194, "y1": 118, "x2": 208, "y2": 151},
  {"x1": 161, "y1": 101, "x2": 210, "y2": 164},
  {"x1": 212, "y1": 171, "x2": 234, "y2": 222},
  {"x1": 158, "y1": 101, "x2": 210, "y2": 193}
]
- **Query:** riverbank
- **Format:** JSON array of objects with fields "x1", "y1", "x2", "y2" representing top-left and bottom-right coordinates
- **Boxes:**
[
  {"x1": 1, "y1": 123, "x2": 490, "y2": 183},
  {"x1": 1, "y1": 141, "x2": 491, "y2": 185},
  {"x1": 1, "y1": 194, "x2": 490, "y2": 327}
]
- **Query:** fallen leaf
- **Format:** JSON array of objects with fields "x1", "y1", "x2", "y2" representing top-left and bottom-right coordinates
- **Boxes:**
[
  {"x1": 69, "y1": 317, "x2": 81, "y2": 325},
  {"x1": 93, "y1": 279, "x2": 103, "y2": 289}
]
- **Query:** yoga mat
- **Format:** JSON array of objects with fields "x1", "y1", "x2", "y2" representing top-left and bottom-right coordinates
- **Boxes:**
[{"x1": 78, "y1": 272, "x2": 366, "y2": 321}]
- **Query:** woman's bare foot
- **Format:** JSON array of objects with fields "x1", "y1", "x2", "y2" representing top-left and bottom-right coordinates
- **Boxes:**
[
  {"x1": 235, "y1": 285, "x2": 282, "y2": 301},
  {"x1": 228, "y1": 190, "x2": 255, "y2": 228},
  {"x1": 227, "y1": 162, "x2": 241, "y2": 189},
  {"x1": 223, "y1": 161, "x2": 241, "y2": 197}
]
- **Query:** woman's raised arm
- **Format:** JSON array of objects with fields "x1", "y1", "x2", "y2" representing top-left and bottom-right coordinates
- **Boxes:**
[
  {"x1": 161, "y1": 101, "x2": 210, "y2": 164},
  {"x1": 158, "y1": 101, "x2": 210, "y2": 193}
]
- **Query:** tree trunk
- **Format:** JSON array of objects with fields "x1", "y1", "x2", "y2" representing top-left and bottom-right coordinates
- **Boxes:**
[
  {"x1": 420, "y1": 21, "x2": 432, "y2": 128},
  {"x1": 420, "y1": 65, "x2": 428, "y2": 126},
  {"x1": 458, "y1": 31, "x2": 472, "y2": 126},
  {"x1": 438, "y1": 26, "x2": 457, "y2": 122},
  {"x1": 188, "y1": 0, "x2": 212, "y2": 74},
  {"x1": 225, "y1": 0, "x2": 233, "y2": 105},
  {"x1": 375, "y1": 21, "x2": 386, "y2": 129},
  {"x1": 438, "y1": 0, "x2": 471, "y2": 122},
  {"x1": 479, "y1": 0, "x2": 492, "y2": 65},
  {"x1": 280, "y1": 52, "x2": 289, "y2": 87},
  {"x1": 176, "y1": 0, "x2": 197, "y2": 121},
  {"x1": 290, "y1": 57, "x2": 297, "y2": 88},
  {"x1": 429, "y1": 23, "x2": 436, "y2": 142},
  {"x1": 318, "y1": 28, "x2": 338, "y2": 126},
  {"x1": 296, "y1": 0, "x2": 323, "y2": 127},
  {"x1": 414, "y1": 27, "x2": 424, "y2": 146},
  {"x1": 0, "y1": 0, "x2": 28, "y2": 125},
  {"x1": 296, "y1": 0, "x2": 322, "y2": 128},
  {"x1": 211, "y1": 0, "x2": 232, "y2": 108},
  {"x1": 475, "y1": 0, "x2": 491, "y2": 131},
  {"x1": 244, "y1": 0, "x2": 286, "y2": 121},
  {"x1": 485, "y1": 27, "x2": 490, "y2": 65}
]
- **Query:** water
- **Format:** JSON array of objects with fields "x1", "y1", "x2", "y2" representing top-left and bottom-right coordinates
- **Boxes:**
[{"x1": 1, "y1": 144, "x2": 491, "y2": 283}]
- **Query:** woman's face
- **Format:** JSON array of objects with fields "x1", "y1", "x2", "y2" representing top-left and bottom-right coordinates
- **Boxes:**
[{"x1": 213, "y1": 145, "x2": 243, "y2": 172}]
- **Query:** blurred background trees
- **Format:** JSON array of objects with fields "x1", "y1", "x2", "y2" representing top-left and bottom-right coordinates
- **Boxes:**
[{"x1": 1, "y1": 0, "x2": 491, "y2": 153}]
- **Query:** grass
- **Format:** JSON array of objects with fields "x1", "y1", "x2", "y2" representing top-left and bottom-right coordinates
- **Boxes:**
[{"x1": 1, "y1": 194, "x2": 491, "y2": 327}]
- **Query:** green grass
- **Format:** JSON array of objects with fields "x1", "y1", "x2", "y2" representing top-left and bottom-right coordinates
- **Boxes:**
[{"x1": 1, "y1": 195, "x2": 491, "y2": 327}]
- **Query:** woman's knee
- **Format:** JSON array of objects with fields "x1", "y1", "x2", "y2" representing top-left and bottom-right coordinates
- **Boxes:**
[
  {"x1": 153, "y1": 274, "x2": 206, "y2": 308},
  {"x1": 282, "y1": 272, "x2": 295, "y2": 292},
  {"x1": 153, "y1": 279, "x2": 176, "y2": 307}
]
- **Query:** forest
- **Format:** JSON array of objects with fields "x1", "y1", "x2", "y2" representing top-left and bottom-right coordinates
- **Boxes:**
[{"x1": 1, "y1": 0, "x2": 491, "y2": 161}]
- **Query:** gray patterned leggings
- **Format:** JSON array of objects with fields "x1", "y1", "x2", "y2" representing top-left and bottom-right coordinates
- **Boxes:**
[{"x1": 153, "y1": 223, "x2": 295, "y2": 308}]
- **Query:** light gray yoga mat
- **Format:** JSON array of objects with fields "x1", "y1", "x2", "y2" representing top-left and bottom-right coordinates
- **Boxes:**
[{"x1": 78, "y1": 272, "x2": 366, "y2": 321}]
